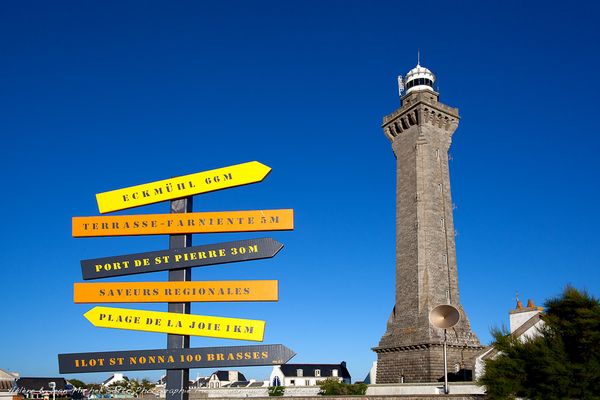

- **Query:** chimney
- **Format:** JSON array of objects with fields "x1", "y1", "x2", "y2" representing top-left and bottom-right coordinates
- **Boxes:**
[
  {"x1": 228, "y1": 371, "x2": 238, "y2": 382},
  {"x1": 509, "y1": 295, "x2": 543, "y2": 333}
]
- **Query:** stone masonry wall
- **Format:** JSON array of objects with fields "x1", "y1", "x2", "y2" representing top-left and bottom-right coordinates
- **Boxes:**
[{"x1": 377, "y1": 345, "x2": 481, "y2": 384}]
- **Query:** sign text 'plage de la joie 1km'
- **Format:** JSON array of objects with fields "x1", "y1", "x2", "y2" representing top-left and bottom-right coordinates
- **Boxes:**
[
  {"x1": 72, "y1": 209, "x2": 294, "y2": 237},
  {"x1": 84, "y1": 306, "x2": 266, "y2": 341},
  {"x1": 58, "y1": 344, "x2": 296, "y2": 373},
  {"x1": 80, "y1": 238, "x2": 283, "y2": 280},
  {"x1": 73, "y1": 280, "x2": 278, "y2": 303},
  {"x1": 95, "y1": 161, "x2": 272, "y2": 213}
]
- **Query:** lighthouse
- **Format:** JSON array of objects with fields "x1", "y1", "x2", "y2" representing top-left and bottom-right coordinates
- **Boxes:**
[{"x1": 373, "y1": 62, "x2": 483, "y2": 383}]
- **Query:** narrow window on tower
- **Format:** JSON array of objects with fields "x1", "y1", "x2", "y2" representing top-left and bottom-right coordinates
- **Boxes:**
[
  {"x1": 440, "y1": 218, "x2": 445, "y2": 229},
  {"x1": 436, "y1": 149, "x2": 440, "y2": 160},
  {"x1": 438, "y1": 183, "x2": 443, "y2": 194}
]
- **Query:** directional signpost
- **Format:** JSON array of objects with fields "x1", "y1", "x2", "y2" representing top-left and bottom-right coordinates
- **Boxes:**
[
  {"x1": 60, "y1": 161, "x2": 295, "y2": 400},
  {"x1": 80, "y1": 238, "x2": 283, "y2": 280},
  {"x1": 166, "y1": 197, "x2": 193, "y2": 400},
  {"x1": 84, "y1": 306, "x2": 266, "y2": 341},
  {"x1": 96, "y1": 161, "x2": 272, "y2": 213},
  {"x1": 74, "y1": 280, "x2": 278, "y2": 303},
  {"x1": 58, "y1": 344, "x2": 296, "y2": 373}
]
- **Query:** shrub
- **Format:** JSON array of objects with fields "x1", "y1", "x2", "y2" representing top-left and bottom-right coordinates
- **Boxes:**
[
  {"x1": 268, "y1": 386, "x2": 285, "y2": 396},
  {"x1": 317, "y1": 378, "x2": 367, "y2": 396}
]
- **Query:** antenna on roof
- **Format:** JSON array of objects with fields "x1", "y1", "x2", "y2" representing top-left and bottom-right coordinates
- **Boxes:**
[{"x1": 417, "y1": 49, "x2": 420, "y2": 66}]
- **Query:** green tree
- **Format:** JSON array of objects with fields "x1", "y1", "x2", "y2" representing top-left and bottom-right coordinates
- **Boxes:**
[
  {"x1": 105, "y1": 378, "x2": 156, "y2": 397},
  {"x1": 84, "y1": 383, "x2": 104, "y2": 392},
  {"x1": 267, "y1": 386, "x2": 285, "y2": 396},
  {"x1": 67, "y1": 379, "x2": 85, "y2": 389},
  {"x1": 317, "y1": 378, "x2": 367, "y2": 396},
  {"x1": 480, "y1": 287, "x2": 600, "y2": 400}
]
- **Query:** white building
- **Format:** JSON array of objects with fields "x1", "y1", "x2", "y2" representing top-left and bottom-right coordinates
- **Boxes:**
[
  {"x1": 102, "y1": 373, "x2": 129, "y2": 387},
  {"x1": 362, "y1": 361, "x2": 377, "y2": 384},
  {"x1": 474, "y1": 297, "x2": 545, "y2": 379},
  {"x1": 206, "y1": 371, "x2": 247, "y2": 389},
  {"x1": 190, "y1": 375, "x2": 209, "y2": 388},
  {"x1": 269, "y1": 362, "x2": 351, "y2": 387},
  {"x1": 0, "y1": 369, "x2": 18, "y2": 391}
]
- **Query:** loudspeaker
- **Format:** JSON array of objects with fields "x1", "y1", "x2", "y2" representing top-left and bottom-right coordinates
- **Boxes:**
[{"x1": 429, "y1": 304, "x2": 460, "y2": 329}]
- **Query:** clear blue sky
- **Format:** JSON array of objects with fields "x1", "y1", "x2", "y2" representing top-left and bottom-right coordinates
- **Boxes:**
[{"x1": 1, "y1": 0, "x2": 599, "y2": 384}]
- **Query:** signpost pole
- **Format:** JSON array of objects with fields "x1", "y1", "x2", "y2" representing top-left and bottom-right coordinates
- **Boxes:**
[{"x1": 166, "y1": 197, "x2": 193, "y2": 400}]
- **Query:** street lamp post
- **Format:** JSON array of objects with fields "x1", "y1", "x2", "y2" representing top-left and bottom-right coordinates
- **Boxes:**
[
  {"x1": 49, "y1": 381, "x2": 56, "y2": 400},
  {"x1": 429, "y1": 304, "x2": 460, "y2": 395}
]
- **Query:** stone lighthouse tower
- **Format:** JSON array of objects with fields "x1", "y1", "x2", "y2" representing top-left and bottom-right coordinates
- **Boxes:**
[{"x1": 373, "y1": 63, "x2": 483, "y2": 383}]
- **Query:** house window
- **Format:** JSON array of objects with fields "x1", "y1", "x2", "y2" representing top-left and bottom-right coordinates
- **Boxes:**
[
  {"x1": 315, "y1": 369, "x2": 321, "y2": 377},
  {"x1": 332, "y1": 369, "x2": 338, "y2": 377},
  {"x1": 289, "y1": 380, "x2": 295, "y2": 386},
  {"x1": 305, "y1": 380, "x2": 311, "y2": 386},
  {"x1": 297, "y1": 369, "x2": 303, "y2": 377}
]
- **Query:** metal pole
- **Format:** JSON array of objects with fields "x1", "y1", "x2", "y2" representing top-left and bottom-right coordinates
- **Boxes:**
[
  {"x1": 443, "y1": 329, "x2": 449, "y2": 395},
  {"x1": 166, "y1": 197, "x2": 193, "y2": 400}
]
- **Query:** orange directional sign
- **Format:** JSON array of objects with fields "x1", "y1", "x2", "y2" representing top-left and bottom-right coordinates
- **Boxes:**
[
  {"x1": 74, "y1": 280, "x2": 278, "y2": 303},
  {"x1": 84, "y1": 307, "x2": 265, "y2": 341},
  {"x1": 96, "y1": 161, "x2": 272, "y2": 213},
  {"x1": 72, "y1": 209, "x2": 294, "y2": 237}
]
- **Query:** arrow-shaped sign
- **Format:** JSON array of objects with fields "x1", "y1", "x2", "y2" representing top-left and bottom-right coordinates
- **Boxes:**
[
  {"x1": 74, "y1": 280, "x2": 278, "y2": 303},
  {"x1": 84, "y1": 307, "x2": 265, "y2": 341},
  {"x1": 58, "y1": 344, "x2": 295, "y2": 374},
  {"x1": 80, "y1": 238, "x2": 283, "y2": 280},
  {"x1": 72, "y1": 209, "x2": 294, "y2": 237},
  {"x1": 96, "y1": 161, "x2": 272, "y2": 214}
]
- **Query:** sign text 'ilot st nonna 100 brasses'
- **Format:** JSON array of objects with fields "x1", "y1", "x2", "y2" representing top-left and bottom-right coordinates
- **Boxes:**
[
  {"x1": 73, "y1": 280, "x2": 278, "y2": 303},
  {"x1": 72, "y1": 209, "x2": 294, "y2": 237},
  {"x1": 80, "y1": 238, "x2": 283, "y2": 280},
  {"x1": 58, "y1": 344, "x2": 296, "y2": 374},
  {"x1": 84, "y1": 306, "x2": 266, "y2": 341},
  {"x1": 95, "y1": 161, "x2": 272, "y2": 214}
]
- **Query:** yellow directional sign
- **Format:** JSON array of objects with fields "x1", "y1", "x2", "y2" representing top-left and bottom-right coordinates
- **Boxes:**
[
  {"x1": 96, "y1": 161, "x2": 272, "y2": 214},
  {"x1": 84, "y1": 307, "x2": 265, "y2": 341},
  {"x1": 72, "y1": 209, "x2": 294, "y2": 237},
  {"x1": 74, "y1": 280, "x2": 279, "y2": 303}
]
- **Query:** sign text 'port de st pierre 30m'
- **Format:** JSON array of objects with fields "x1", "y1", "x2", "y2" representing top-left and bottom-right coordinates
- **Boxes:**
[{"x1": 80, "y1": 237, "x2": 283, "y2": 279}]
